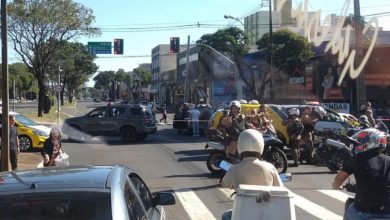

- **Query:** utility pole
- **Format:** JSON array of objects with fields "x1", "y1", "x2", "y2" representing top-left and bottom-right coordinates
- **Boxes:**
[
  {"x1": 184, "y1": 35, "x2": 190, "y2": 103},
  {"x1": 57, "y1": 66, "x2": 61, "y2": 125},
  {"x1": 269, "y1": 0, "x2": 275, "y2": 102},
  {"x1": 1, "y1": 0, "x2": 10, "y2": 171},
  {"x1": 354, "y1": 0, "x2": 366, "y2": 113},
  {"x1": 13, "y1": 78, "x2": 16, "y2": 112}
]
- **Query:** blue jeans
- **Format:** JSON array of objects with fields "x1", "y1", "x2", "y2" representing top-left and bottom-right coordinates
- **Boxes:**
[
  {"x1": 345, "y1": 202, "x2": 390, "y2": 220},
  {"x1": 192, "y1": 121, "x2": 199, "y2": 135},
  {"x1": 221, "y1": 210, "x2": 232, "y2": 220}
]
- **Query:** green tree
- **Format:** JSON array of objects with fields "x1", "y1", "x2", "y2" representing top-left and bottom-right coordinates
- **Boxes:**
[
  {"x1": 8, "y1": 0, "x2": 98, "y2": 116},
  {"x1": 198, "y1": 27, "x2": 258, "y2": 99},
  {"x1": 133, "y1": 67, "x2": 152, "y2": 86},
  {"x1": 197, "y1": 27, "x2": 249, "y2": 57},
  {"x1": 256, "y1": 29, "x2": 313, "y2": 83},
  {"x1": 9, "y1": 63, "x2": 35, "y2": 100},
  {"x1": 93, "y1": 71, "x2": 114, "y2": 99},
  {"x1": 47, "y1": 41, "x2": 98, "y2": 104}
]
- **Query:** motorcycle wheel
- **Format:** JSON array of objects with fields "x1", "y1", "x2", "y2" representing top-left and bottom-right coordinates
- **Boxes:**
[
  {"x1": 206, "y1": 150, "x2": 227, "y2": 176},
  {"x1": 264, "y1": 148, "x2": 288, "y2": 174}
]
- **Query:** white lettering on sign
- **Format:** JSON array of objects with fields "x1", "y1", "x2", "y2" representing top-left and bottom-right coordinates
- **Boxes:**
[{"x1": 275, "y1": 0, "x2": 379, "y2": 86}]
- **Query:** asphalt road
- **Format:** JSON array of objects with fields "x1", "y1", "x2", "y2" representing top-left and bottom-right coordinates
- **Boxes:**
[{"x1": 15, "y1": 101, "x2": 354, "y2": 220}]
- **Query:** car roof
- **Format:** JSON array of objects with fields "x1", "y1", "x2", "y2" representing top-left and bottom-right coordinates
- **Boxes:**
[
  {"x1": 0, "y1": 165, "x2": 132, "y2": 192},
  {"x1": 0, "y1": 111, "x2": 19, "y2": 115}
]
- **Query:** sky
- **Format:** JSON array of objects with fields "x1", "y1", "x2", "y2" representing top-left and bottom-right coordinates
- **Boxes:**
[{"x1": 7, "y1": 0, "x2": 390, "y2": 85}]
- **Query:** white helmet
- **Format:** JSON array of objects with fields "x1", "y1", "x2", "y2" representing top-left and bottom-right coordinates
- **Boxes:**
[
  {"x1": 237, "y1": 129, "x2": 264, "y2": 155},
  {"x1": 288, "y1": 108, "x2": 300, "y2": 116},
  {"x1": 249, "y1": 100, "x2": 259, "y2": 104},
  {"x1": 314, "y1": 106, "x2": 326, "y2": 117},
  {"x1": 239, "y1": 99, "x2": 248, "y2": 104},
  {"x1": 229, "y1": 100, "x2": 241, "y2": 109}
]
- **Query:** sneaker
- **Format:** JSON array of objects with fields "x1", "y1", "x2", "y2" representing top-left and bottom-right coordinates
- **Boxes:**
[
  {"x1": 193, "y1": 135, "x2": 196, "y2": 137},
  {"x1": 196, "y1": 134, "x2": 200, "y2": 137}
]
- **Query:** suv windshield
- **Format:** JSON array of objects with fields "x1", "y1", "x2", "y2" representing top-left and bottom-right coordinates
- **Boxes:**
[{"x1": 0, "y1": 192, "x2": 112, "y2": 219}]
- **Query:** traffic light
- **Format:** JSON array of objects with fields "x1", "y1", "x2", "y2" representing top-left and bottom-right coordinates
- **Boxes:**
[
  {"x1": 170, "y1": 37, "x2": 180, "y2": 53},
  {"x1": 113, "y1": 38, "x2": 124, "y2": 55}
]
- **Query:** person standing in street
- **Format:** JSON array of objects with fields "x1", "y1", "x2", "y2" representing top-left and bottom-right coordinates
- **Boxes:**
[
  {"x1": 159, "y1": 105, "x2": 167, "y2": 123},
  {"x1": 300, "y1": 106, "x2": 315, "y2": 164},
  {"x1": 190, "y1": 106, "x2": 201, "y2": 137},
  {"x1": 285, "y1": 108, "x2": 304, "y2": 167}
]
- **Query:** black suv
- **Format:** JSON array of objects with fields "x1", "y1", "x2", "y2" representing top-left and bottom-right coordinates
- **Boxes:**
[{"x1": 62, "y1": 104, "x2": 157, "y2": 142}]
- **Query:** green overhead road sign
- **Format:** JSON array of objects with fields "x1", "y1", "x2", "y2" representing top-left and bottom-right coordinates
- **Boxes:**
[{"x1": 88, "y1": 42, "x2": 112, "y2": 54}]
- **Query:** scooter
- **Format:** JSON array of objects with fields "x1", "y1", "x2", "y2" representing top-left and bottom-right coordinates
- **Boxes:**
[
  {"x1": 219, "y1": 161, "x2": 295, "y2": 220},
  {"x1": 205, "y1": 130, "x2": 288, "y2": 175}
]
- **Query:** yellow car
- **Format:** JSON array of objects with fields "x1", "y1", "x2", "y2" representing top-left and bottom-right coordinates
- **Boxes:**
[
  {"x1": 0, "y1": 112, "x2": 50, "y2": 151},
  {"x1": 207, "y1": 103, "x2": 290, "y2": 145}
]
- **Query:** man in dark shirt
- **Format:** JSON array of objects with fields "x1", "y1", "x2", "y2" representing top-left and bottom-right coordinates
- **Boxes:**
[
  {"x1": 0, "y1": 115, "x2": 20, "y2": 171},
  {"x1": 332, "y1": 128, "x2": 390, "y2": 220}
]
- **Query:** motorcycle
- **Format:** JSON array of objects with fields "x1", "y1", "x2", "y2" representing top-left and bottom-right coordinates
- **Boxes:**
[
  {"x1": 205, "y1": 130, "x2": 288, "y2": 175},
  {"x1": 312, "y1": 130, "x2": 358, "y2": 172}
]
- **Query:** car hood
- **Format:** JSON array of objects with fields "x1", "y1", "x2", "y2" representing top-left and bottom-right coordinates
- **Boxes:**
[
  {"x1": 65, "y1": 116, "x2": 83, "y2": 123},
  {"x1": 28, "y1": 125, "x2": 51, "y2": 136}
]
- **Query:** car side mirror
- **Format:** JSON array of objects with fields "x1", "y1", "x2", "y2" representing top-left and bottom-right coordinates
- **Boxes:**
[{"x1": 153, "y1": 192, "x2": 176, "y2": 206}]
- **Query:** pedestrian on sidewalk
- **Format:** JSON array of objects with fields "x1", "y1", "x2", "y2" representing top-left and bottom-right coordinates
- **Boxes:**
[
  {"x1": 190, "y1": 105, "x2": 201, "y2": 137},
  {"x1": 1, "y1": 115, "x2": 20, "y2": 170},
  {"x1": 9, "y1": 115, "x2": 20, "y2": 171},
  {"x1": 160, "y1": 105, "x2": 167, "y2": 123},
  {"x1": 41, "y1": 128, "x2": 63, "y2": 167}
]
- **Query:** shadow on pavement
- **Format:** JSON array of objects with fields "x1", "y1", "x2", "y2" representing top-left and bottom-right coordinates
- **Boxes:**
[{"x1": 292, "y1": 171, "x2": 335, "y2": 175}]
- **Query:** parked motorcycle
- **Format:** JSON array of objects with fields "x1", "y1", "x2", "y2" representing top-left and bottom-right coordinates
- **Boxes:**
[
  {"x1": 205, "y1": 130, "x2": 288, "y2": 175},
  {"x1": 312, "y1": 130, "x2": 358, "y2": 172}
]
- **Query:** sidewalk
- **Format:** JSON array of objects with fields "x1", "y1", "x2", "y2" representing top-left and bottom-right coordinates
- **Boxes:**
[{"x1": 18, "y1": 152, "x2": 41, "y2": 170}]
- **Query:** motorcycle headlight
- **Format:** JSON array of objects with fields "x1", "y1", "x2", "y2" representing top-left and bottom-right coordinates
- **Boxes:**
[{"x1": 33, "y1": 129, "x2": 49, "y2": 137}]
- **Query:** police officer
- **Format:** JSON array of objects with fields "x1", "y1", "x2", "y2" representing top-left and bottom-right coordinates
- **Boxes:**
[
  {"x1": 300, "y1": 106, "x2": 315, "y2": 164},
  {"x1": 285, "y1": 108, "x2": 304, "y2": 167},
  {"x1": 332, "y1": 128, "x2": 390, "y2": 220},
  {"x1": 220, "y1": 129, "x2": 283, "y2": 189},
  {"x1": 220, "y1": 101, "x2": 247, "y2": 157},
  {"x1": 220, "y1": 129, "x2": 283, "y2": 220}
]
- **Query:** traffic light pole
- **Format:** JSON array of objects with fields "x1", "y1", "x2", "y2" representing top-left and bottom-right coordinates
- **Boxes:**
[
  {"x1": 354, "y1": 0, "x2": 366, "y2": 113},
  {"x1": 184, "y1": 35, "x2": 190, "y2": 103}
]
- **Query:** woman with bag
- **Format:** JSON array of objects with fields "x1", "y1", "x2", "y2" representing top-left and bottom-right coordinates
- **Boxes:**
[{"x1": 41, "y1": 128, "x2": 64, "y2": 167}]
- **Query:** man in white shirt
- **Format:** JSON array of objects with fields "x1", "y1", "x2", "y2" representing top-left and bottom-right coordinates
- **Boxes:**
[{"x1": 190, "y1": 106, "x2": 201, "y2": 137}]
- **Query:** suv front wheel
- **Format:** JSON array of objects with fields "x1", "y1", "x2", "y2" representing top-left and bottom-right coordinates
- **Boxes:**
[{"x1": 121, "y1": 126, "x2": 136, "y2": 142}]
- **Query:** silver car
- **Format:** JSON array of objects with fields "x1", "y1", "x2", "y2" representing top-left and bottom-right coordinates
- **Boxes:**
[{"x1": 0, "y1": 165, "x2": 175, "y2": 220}]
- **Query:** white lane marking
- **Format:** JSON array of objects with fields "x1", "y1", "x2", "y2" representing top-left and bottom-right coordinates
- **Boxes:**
[
  {"x1": 61, "y1": 112, "x2": 74, "y2": 117},
  {"x1": 174, "y1": 188, "x2": 216, "y2": 220},
  {"x1": 290, "y1": 191, "x2": 343, "y2": 220},
  {"x1": 318, "y1": 190, "x2": 353, "y2": 203}
]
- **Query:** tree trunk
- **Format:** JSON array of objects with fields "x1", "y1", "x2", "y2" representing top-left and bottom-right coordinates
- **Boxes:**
[
  {"x1": 60, "y1": 91, "x2": 64, "y2": 106},
  {"x1": 68, "y1": 89, "x2": 73, "y2": 103},
  {"x1": 37, "y1": 79, "x2": 46, "y2": 117}
]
